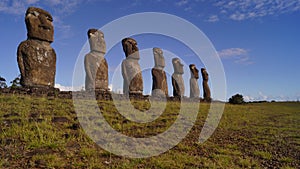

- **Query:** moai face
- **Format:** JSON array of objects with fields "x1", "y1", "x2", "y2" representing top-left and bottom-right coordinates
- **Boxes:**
[
  {"x1": 88, "y1": 29, "x2": 106, "y2": 54},
  {"x1": 25, "y1": 7, "x2": 54, "y2": 42},
  {"x1": 172, "y1": 58, "x2": 184, "y2": 74},
  {"x1": 201, "y1": 68, "x2": 209, "y2": 81},
  {"x1": 189, "y1": 64, "x2": 199, "y2": 79},
  {"x1": 122, "y1": 38, "x2": 140, "y2": 59},
  {"x1": 153, "y1": 47, "x2": 165, "y2": 68}
]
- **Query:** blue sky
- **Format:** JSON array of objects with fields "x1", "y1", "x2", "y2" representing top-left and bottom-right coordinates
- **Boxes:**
[{"x1": 0, "y1": 0, "x2": 300, "y2": 101}]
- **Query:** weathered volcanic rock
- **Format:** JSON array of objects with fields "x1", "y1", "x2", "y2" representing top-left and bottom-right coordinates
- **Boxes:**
[
  {"x1": 201, "y1": 68, "x2": 211, "y2": 102},
  {"x1": 172, "y1": 58, "x2": 184, "y2": 97},
  {"x1": 151, "y1": 47, "x2": 168, "y2": 97},
  {"x1": 189, "y1": 64, "x2": 200, "y2": 98},
  {"x1": 121, "y1": 37, "x2": 143, "y2": 95},
  {"x1": 84, "y1": 29, "x2": 108, "y2": 91},
  {"x1": 17, "y1": 7, "x2": 56, "y2": 87}
]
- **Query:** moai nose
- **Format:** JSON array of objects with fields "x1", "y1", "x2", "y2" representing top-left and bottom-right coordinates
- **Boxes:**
[{"x1": 39, "y1": 15, "x2": 51, "y2": 30}]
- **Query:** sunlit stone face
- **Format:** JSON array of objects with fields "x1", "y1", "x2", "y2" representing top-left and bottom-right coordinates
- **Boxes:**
[
  {"x1": 172, "y1": 58, "x2": 184, "y2": 74},
  {"x1": 153, "y1": 47, "x2": 165, "y2": 68},
  {"x1": 201, "y1": 68, "x2": 209, "y2": 81},
  {"x1": 122, "y1": 38, "x2": 140, "y2": 59},
  {"x1": 189, "y1": 64, "x2": 199, "y2": 79},
  {"x1": 25, "y1": 7, "x2": 54, "y2": 42},
  {"x1": 88, "y1": 29, "x2": 106, "y2": 54}
]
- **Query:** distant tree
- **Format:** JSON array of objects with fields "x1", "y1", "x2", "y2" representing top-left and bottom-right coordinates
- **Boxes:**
[
  {"x1": 0, "y1": 76, "x2": 7, "y2": 88},
  {"x1": 229, "y1": 94, "x2": 244, "y2": 104},
  {"x1": 10, "y1": 75, "x2": 21, "y2": 88}
]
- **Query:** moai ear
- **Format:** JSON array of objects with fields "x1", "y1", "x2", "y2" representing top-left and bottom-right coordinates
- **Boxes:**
[{"x1": 89, "y1": 33, "x2": 96, "y2": 38}]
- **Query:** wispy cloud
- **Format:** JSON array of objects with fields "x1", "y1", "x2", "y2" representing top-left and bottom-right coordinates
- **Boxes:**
[
  {"x1": 0, "y1": 0, "x2": 32, "y2": 15},
  {"x1": 172, "y1": 0, "x2": 300, "y2": 21},
  {"x1": 55, "y1": 83, "x2": 84, "y2": 91},
  {"x1": 175, "y1": 0, "x2": 189, "y2": 7},
  {"x1": 244, "y1": 91, "x2": 298, "y2": 102},
  {"x1": 218, "y1": 48, "x2": 248, "y2": 58},
  {"x1": 214, "y1": 0, "x2": 300, "y2": 21},
  {"x1": 218, "y1": 48, "x2": 253, "y2": 65},
  {"x1": 45, "y1": 0, "x2": 83, "y2": 16},
  {"x1": 207, "y1": 15, "x2": 219, "y2": 22},
  {"x1": 0, "y1": 0, "x2": 84, "y2": 41}
]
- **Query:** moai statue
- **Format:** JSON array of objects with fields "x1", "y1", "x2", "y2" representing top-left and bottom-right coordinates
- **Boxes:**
[
  {"x1": 17, "y1": 7, "x2": 56, "y2": 87},
  {"x1": 151, "y1": 47, "x2": 168, "y2": 97},
  {"x1": 172, "y1": 58, "x2": 184, "y2": 97},
  {"x1": 201, "y1": 68, "x2": 211, "y2": 101},
  {"x1": 121, "y1": 38, "x2": 143, "y2": 95},
  {"x1": 189, "y1": 64, "x2": 200, "y2": 98},
  {"x1": 84, "y1": 29, "x2": 108, "y2": 91}
]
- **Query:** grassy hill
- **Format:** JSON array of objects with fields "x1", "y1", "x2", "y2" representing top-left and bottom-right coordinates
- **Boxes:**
[{"x1": 0, "y1": 94, "x2": 299, "y2": 168}]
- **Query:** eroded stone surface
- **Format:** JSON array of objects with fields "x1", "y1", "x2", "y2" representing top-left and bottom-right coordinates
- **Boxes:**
[
  {"x1": 84, "y1": 29, "x2": 108, "y2": 91},
  {"x1": 189, "y1": 64, "x2": 200, "y2": 98},
  {"x1": 121, "y1": 38, "x2": 143, "y2": 94},
  {"x1": 201, "y1": 68, "x2": 211, "y2": 101},
  {"x1": 172, "y1": 58, "x2": 184, "y2": 97},
  {"x1": 17, "y1": 7, "x2": 56, "y2": 87},
  {"x1": 152, "y1": 48, "x2": 168, "y2": 97}
]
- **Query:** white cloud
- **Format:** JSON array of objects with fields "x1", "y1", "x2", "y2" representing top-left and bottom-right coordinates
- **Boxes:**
[
  {"x1": 45, "y1": 0, "x2": 83, "y2": 16},
  {"x1": 243, "y1": 92, "x2": 299, "y2": 102},
  {"x1": 108, "y1": 83, "x2": 123, "y2": 94},
  {"x1": 175, "y1": 0, "x2": 189, "y2": 6},
  {"x1": 218, "y1": 48, "x2": 253, "y2": 65},
  {"x1": 108, "y1": 84, "x2": 112, "y2": 91},
  {"x1": 169, "y1": 0, "x2": 300, "y2": 21},
  {"x1": 0, "y1": 0, "x2": 84, "y2": 41},
  {"x1": 214, "y1": 0, "x2": 300, "y2": 21},
  {"x1": 258, "y1": 91, "x2": 268, "y2": 100},
  {"x1": 243, "y1": 95, "x2": 254, "y2": 102},
  {"x1": 55, "y1": 83, "x2": 84, "y2": 91},
  {"x1": 207, "y1": 15, "x2": 219, "y2": 22},
  {"x1": 26, "y1": 0, "x2": 40, "y2": 4},
  {"x1": 218, "y1": 48, "x2": 248, "y2": 58},
  {"x1": 0, "y1": 0, "x2": 28, "y2": 15}
]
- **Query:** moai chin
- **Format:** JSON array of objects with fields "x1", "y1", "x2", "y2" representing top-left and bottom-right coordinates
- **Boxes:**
[
  {"x1": 84, "y1": 29, "x2": 108, "y2": 91},
  {"x1": 189, "y1": 64, "x2": 200, "y2": 98},
  {"x1": 17, "y1": 7, "x2": 56, "y2": 87},
  {"x1": 121, "y1": 38, "x2": 143, "y2": 95},
  {"x1": 151, "y1": 47, "x2": 168, "y2": 97},
  {"x1": 171, "y1": 58, "x2": 185, "y2": 97},
  {"x1": 201, "y1": 68, "x2": 211, "y2": 101}
]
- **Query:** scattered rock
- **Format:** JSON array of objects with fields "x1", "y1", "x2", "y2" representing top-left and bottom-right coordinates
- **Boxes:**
[
  {"x1": 3, "y1": 112, "x2": 20, "y2": 118},
  {"x1": 52, "y1": 117, "x2": 70, "y2": 123}
]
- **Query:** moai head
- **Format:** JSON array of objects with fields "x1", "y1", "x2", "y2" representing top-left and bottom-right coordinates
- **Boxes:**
[
  {"x1": 88, "y1": 29, "x2": 106, "y2": 54},
  {"x1": 172, "y1": 58, "x2": 184, "y2": 74},
  {"x1": 122, "y1": 37, "x2": 140, "y2": 59},
  {"x1": 201, "y1": 68, "x2": 209, "y2": 81},
  {"x1": 25, "y1": 7, "x2": 54, "y2": 42},
  {"x1": 153, "y1": 47, "x2": 165, "y2": 68},
  {"x1": 189, "y1": 64, "x2": 199, "y2": 79}
]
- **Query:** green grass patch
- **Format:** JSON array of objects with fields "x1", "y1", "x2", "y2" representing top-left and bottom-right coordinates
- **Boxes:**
[{"x1": 0, "y1": 95, "x2": 299, "y2": 168}]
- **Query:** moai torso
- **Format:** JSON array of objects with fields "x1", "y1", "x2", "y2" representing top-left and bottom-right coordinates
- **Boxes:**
[
  {"x1": 201, "y1": 68, "x2": 211, "y2": 101},
  {"x1": 172, "y1": 58, "x2": 184, "y2": 97},
  {"x1": 189, "y1": 64, "x2": 200, "y2": 98},
  {"x1": 121, "y1": 38, "x2": 143, "y2": 94},
  {"x1": 17, "y1": 7, "x2": 56, "y2": 87},
  {"x1": 84, "y1": 29, "x2": 108, "y2": 91},
  {"x1": 151, "y1": 48, "x2": 168, "y2": 97}
]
